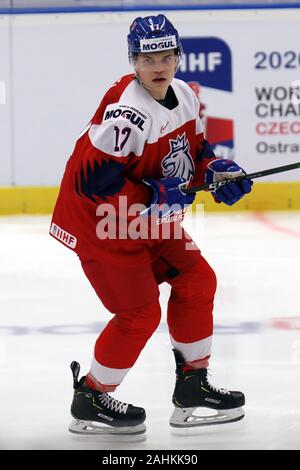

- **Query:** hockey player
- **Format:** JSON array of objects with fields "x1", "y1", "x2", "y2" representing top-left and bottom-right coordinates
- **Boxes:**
[{"x1": 50, "y1": 15, "x2": 252, "y2": 435}]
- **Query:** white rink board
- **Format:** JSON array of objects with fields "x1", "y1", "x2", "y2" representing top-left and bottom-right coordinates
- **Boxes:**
[
  {"x1": 0, "y1": 15, "x2": 12, "y2": 185},
  {"x1": 1, "y1": 8, "x2": 300, "y2": 185}
]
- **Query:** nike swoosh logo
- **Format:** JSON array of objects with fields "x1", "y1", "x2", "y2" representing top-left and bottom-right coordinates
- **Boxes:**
[{"x1": 160, "y1": 122, "x2": 169, "y2": 134}]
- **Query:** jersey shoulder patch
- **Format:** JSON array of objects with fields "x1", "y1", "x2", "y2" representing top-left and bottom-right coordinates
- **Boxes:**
[{"x1": 89, "y1": 101, "x2": 151, "y2": 157}]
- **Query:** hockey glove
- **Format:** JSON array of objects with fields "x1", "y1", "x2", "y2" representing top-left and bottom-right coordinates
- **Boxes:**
[
  {"x1": 205, "y1": 159, "x2": 253, "y2": 206},
  {"x1": 142, "y1": 177, "x2": 195, "y2": 217}
]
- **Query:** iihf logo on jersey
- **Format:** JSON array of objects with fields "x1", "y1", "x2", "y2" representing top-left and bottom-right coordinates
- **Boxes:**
[{"x1": 162, "y1": 133, "x2": 195, "y2": 180}]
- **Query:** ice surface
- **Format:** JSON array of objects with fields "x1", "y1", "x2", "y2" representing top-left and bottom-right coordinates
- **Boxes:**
[{"x1": 0, "y1": 212, "x2": 300, "y2": 450}]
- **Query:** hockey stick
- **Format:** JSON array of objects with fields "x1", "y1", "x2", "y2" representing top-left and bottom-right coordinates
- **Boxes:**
[{"x1": 183, "y1": 161, "x2": 300, "y2": 194}]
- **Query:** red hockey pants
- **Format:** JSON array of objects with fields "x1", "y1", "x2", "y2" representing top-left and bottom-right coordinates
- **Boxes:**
[{"x1": 80, "y1": 233, "x2": 216, "y2": 389}]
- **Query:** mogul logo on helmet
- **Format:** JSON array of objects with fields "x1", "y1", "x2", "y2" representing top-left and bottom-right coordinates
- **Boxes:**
[
  {"x1": 161, "y1": 133, "x2": 195, "y2": 181},
  {"x1": 140, "y1": 35, "x2": 177, "y2": 52}
]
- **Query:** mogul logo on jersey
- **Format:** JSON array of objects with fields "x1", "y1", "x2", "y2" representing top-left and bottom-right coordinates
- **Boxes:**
[
  {"x1": 140, "y1": 35, "x2": 177, "y2": 52},
  {"x1": 50, "y1": 223, "x2": 77, "y2": 249},
  {"x1": 177, "y1": 37, "x2": 232, "y2": 92},
  {"x1": 104, "y1": 105, "x2": 146, "y2": 131},
  {"x1": 161, "y1": 133, "x2": 195, "y2": 180}
]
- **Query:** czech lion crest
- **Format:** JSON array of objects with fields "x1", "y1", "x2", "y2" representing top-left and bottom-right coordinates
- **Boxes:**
[{"x1": 161, "y1": 133, "x2": 195, "y2": 181}]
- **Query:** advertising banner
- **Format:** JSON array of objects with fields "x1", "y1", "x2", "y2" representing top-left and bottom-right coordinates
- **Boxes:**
[
  {"x1": 2, "y1": 8, "x2": 300, "y2": 187},
  {"x1": 175, "y1": 13, "x2": 300, "y2": 181}
]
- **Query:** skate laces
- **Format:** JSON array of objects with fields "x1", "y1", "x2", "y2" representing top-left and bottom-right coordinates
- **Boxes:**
[
  {"x1": 205, "y1": 372, "x2": 230, "y2": 395},
  {"x1": 98, "y1": 393, "x2": 129, "y2": 414}
]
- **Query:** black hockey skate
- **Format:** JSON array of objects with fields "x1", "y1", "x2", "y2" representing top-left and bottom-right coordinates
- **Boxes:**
[
  {"x1": 170, "y1": 350, "x2": 245, "y2": 427},
  {"x1": 68, "y1": 361, "x2": 146, "y2": 435}
]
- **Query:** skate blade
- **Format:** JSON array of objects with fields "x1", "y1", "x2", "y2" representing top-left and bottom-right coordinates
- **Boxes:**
[
  {"x1": 169, "y1": 406, "x2": 245, "y2": 428},
  {"x1": 69, "y1": 419, "x2": 146, "y2": 436}
]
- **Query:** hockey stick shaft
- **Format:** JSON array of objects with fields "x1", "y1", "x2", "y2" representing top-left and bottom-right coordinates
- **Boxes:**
[{"x1": 184, "y1": 161, "x2": 300, "y2": 194}]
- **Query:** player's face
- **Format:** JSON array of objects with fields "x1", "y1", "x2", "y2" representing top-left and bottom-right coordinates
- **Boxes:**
[{"x1": 134, "y1": 50, "x2": 178, "y2": 100}]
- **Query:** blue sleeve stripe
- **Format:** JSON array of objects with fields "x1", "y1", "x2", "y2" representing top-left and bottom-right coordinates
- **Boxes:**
[{"x1": 1, "y1": 3, "x2": 300, "y2": 15}]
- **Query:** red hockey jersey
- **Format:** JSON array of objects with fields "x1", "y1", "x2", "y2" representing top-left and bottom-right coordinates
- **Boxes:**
[{"x1": 50, "y1": 74, "x2": 214, "y2": 264}]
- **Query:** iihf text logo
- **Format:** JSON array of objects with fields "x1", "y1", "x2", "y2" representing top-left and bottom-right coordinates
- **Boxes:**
[{"x1": 177, "y1": 37, "x2": 232, "y2": 92}]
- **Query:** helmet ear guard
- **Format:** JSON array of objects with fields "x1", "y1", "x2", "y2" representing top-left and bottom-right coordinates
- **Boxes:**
[{"x1": 127, "y1": 14, "x2": 183, "y2": 64}]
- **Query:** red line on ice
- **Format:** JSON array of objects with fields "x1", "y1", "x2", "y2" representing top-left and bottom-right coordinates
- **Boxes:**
[{"x1": 253, "y1": 212, "x2": 300, "y2": 239}]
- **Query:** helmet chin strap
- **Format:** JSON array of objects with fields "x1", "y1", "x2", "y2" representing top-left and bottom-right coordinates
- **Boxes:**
[
  {"x1": 175, "y1": 56, "x2": 181, "y2": 73},
  {"x1": 134, "y1": 73, "x2": 149, "y2": 92},
  {"x1": 134, "y1": 74, "x2": 167, "y2": 101},
  {"x1": 134, "y1": 72, "x2": 141, "y2": 84},
  {"x1": 134, "y1": 74, "x2": 155, "y2": 98}
]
